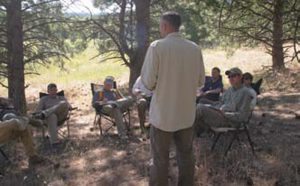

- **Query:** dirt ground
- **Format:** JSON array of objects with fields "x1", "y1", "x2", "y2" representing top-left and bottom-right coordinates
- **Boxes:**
[{"x1": 0, "y1": 72, "x2": 299, "y2": 186}]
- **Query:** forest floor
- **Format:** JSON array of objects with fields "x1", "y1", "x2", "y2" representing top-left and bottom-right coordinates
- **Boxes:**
[{"x1": 0, "y1": 47, "x2": 299, "y2": 186}]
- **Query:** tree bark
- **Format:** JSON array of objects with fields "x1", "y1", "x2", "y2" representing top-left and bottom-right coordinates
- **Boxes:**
[
  {"x1": 129, "y1": 0, "x2": 150, "y2": 89},
  {"x1": 6, "y1": 0, "x2": 26, "y2": 114},
  {"x1": 272, "y1": 0, "x2": 285, "y2": 70}
]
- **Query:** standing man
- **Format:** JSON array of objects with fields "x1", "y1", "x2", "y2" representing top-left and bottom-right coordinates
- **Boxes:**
[{"x1": 141, "y1": 11, "x2": 205, "y2": 186}]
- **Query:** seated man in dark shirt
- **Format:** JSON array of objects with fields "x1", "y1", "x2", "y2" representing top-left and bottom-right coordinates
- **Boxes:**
[
  {"x1": 197, "y1": 67, "x2": 223, "y2": 104},
  {"x1": 92, "y1": 76, "x2": 134, "y2": 139}
]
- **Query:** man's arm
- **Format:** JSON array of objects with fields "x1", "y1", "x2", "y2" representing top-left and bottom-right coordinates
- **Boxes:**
[
  {"x1": 141, "y1": 43, "x2": 159, "y2": 91},
  {"x1": 205, "y1": 88, "x2": 222, "y2": 95},
  {"x1": 35, "y1": 98, "x2": 45, "y2": 112},
  {"x1": 132, "y1": 78, "x2": 141, "y2": 95},
  {"x1": 92, "y1": 91, "x2": 103, "y2": 107},
  {"x1": 115, "y1": 90, "x2": 123, "y2": 99},
  {"x1": 60, "y1": 96, "x2": 72, "y2": 109}
]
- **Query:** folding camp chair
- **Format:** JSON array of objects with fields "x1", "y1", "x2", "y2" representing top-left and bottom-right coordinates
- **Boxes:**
[
  {"x1": 38, "y1": 91, "x2": 77, "y2": 139},
  {"x1": 91, "y1": 82, "x2": 131, "y2": 135},
  {"x1": 210, "y1": 111, "x2": 255, "y2": 157},
  {"x1": 251, "y1": 78, "x2": 263, "y2": 95}
]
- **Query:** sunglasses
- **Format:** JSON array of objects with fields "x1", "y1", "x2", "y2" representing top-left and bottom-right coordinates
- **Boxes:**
[{"x1": 228, "y1": 74, "x2": 240, "y2": 79}]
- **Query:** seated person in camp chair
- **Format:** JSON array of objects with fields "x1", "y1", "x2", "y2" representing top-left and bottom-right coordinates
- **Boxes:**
[
  {"x1": 33, "y1": 83, "x2": 71, "y2": 145},
  {"x1": 197, "y1": 67, "x2": 223, "y2": 104},
  {"x1": 92, "y1": 76, "x2": 134, "y2": 139},
  {"x1": 0, "y1": 97, "x2": 45, "y2": 166},
  {"x1": 194, "y1": 67, "x2": 252, "y2": 136},
  {"x1": 132, "y1": 76, "x2": 152, "y2": 134}
]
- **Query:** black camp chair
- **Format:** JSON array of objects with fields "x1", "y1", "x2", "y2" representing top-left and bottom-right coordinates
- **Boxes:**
[
  {"x1": 210, "y1": 111, "x2": 255, "y2": 157},
  {"x1": 38, "y1": 91, "x2": 77, "y2": 139},
  {"x1": 91, "y1": 83, "x2": 131, "y2": 136},
  {"x1": 251, "y1": 78, "x2": 263, "y2": 95}
]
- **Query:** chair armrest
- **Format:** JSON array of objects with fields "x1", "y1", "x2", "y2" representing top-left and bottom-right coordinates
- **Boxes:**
[{"x1": 69, "y1": 107, "x2": 78, "y2": 111}]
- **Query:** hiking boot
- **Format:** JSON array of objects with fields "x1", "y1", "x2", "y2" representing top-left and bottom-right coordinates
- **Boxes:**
[{"x1": 28, "y1": 117, "x2": 44, "y2": 128}]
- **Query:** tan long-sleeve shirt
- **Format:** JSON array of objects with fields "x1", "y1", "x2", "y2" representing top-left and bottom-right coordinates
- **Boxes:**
[{"x1": 141, "y1": 32, "x2": 205, "y2": 132}]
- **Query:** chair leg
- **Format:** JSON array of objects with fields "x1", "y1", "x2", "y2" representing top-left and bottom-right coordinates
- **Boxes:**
[
  {"x1": 245, "y1": 128, "x2": 255, "y2": 155},
  {"x1": 211, "y1": 133, "x2": 222, "y2": 152},
  {"x1": 236, "y1": 135, "x2": 242, "y2": 146},
  {"x1": 93, "y1": 114, "x2": 97, "y2": 127},
  {"x1": 67, "y1": 120, "x2": 70, "y2": 138},
  {"x1": 126, "y1": 111, "x2": 130, "y2": 131},
  {"x1": 224, "y1": 131, "x2": 238, "y2": 157},
  {"x1": 42, "y1": 127, "x2": 47, "y2": 142},
  {"x1": 0, "y1": 147, "x2": 9, "y2": 161},
  {"x1": 98, "y1": 115, "x2": 103, "y2": 135},
  {"x1": 128, "y1": 110, "x2": 131, "y2": 128}
]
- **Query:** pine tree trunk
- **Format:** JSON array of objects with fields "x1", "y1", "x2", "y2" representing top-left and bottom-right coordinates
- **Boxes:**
[
  {"x1": 6, "y1": 0, "x2": 26, "y2": 114},
  {"x1": 272, "y1": 0, "x2": 285, "y2": 70},
  {"x1": 129, "y1": 0, "x2": 150, "y2": 89}
]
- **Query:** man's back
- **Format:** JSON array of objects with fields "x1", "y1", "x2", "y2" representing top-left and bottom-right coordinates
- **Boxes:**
[{"x1": 142, "y1": 33, "x2": 205, "y2": 131}]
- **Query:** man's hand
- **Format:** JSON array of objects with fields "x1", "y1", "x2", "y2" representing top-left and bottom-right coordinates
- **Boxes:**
[
  {"x1": 219, "y1": 107, "x2": 225, "y2": 114},
  {"x1": 103, "y1": 98, "x2": 108, "y2": 103},
  {"x1": 133, "y1": 88, "x2": 142, "y2": 95},
  {"x1": 196, "y1": 89, "x2": 204, "y2": 97}
]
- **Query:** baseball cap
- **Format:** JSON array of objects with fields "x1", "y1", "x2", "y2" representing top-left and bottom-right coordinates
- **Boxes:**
[
  {"x1": 104, "y1": 76, "x2": 115, "y2": 84},
  {"x1": 225, "y1": 67, "x2": 243, "y2": 76}
]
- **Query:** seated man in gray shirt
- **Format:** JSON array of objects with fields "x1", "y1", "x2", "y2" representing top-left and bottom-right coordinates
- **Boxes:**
[
  {"x1": 34, "y1": 83, "x2": 70, "y2": 145},
  {"x1": 195, "y1": 67, "x2": 252, "y2": 134}
]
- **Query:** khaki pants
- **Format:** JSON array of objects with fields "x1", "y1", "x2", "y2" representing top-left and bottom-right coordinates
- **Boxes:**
[
  {"x1": 194, "y1": 104, "x2": 238, "y2": 132},
  {"x1": 150, "y1": 125, "x2": 195, "y2": 186},
  {"x1": 43, "y1": 101, "x2": 69, "y2": 143},
  {"x1": 101, "y1": 97, "x2": 134, "y2": 137},
  {"x1": 0, "y1": 119, "x2": 36, "y2": 157}
]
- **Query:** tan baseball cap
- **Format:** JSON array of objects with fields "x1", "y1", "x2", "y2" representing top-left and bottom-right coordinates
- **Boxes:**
[{"x1": 225, "y1": 67, "x2": 243, "y2": 76}]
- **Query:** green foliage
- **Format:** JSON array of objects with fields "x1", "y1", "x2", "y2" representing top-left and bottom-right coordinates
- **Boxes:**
[
  {"x1": 218, "y1": 0, "x2": 300, "y2": 64},
  {"x1": 0, "y1": 0, "x2": 89, "y2": 82},
  {"x1": 162, "y1": 0, "x2": 222, "y2": 47}
]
